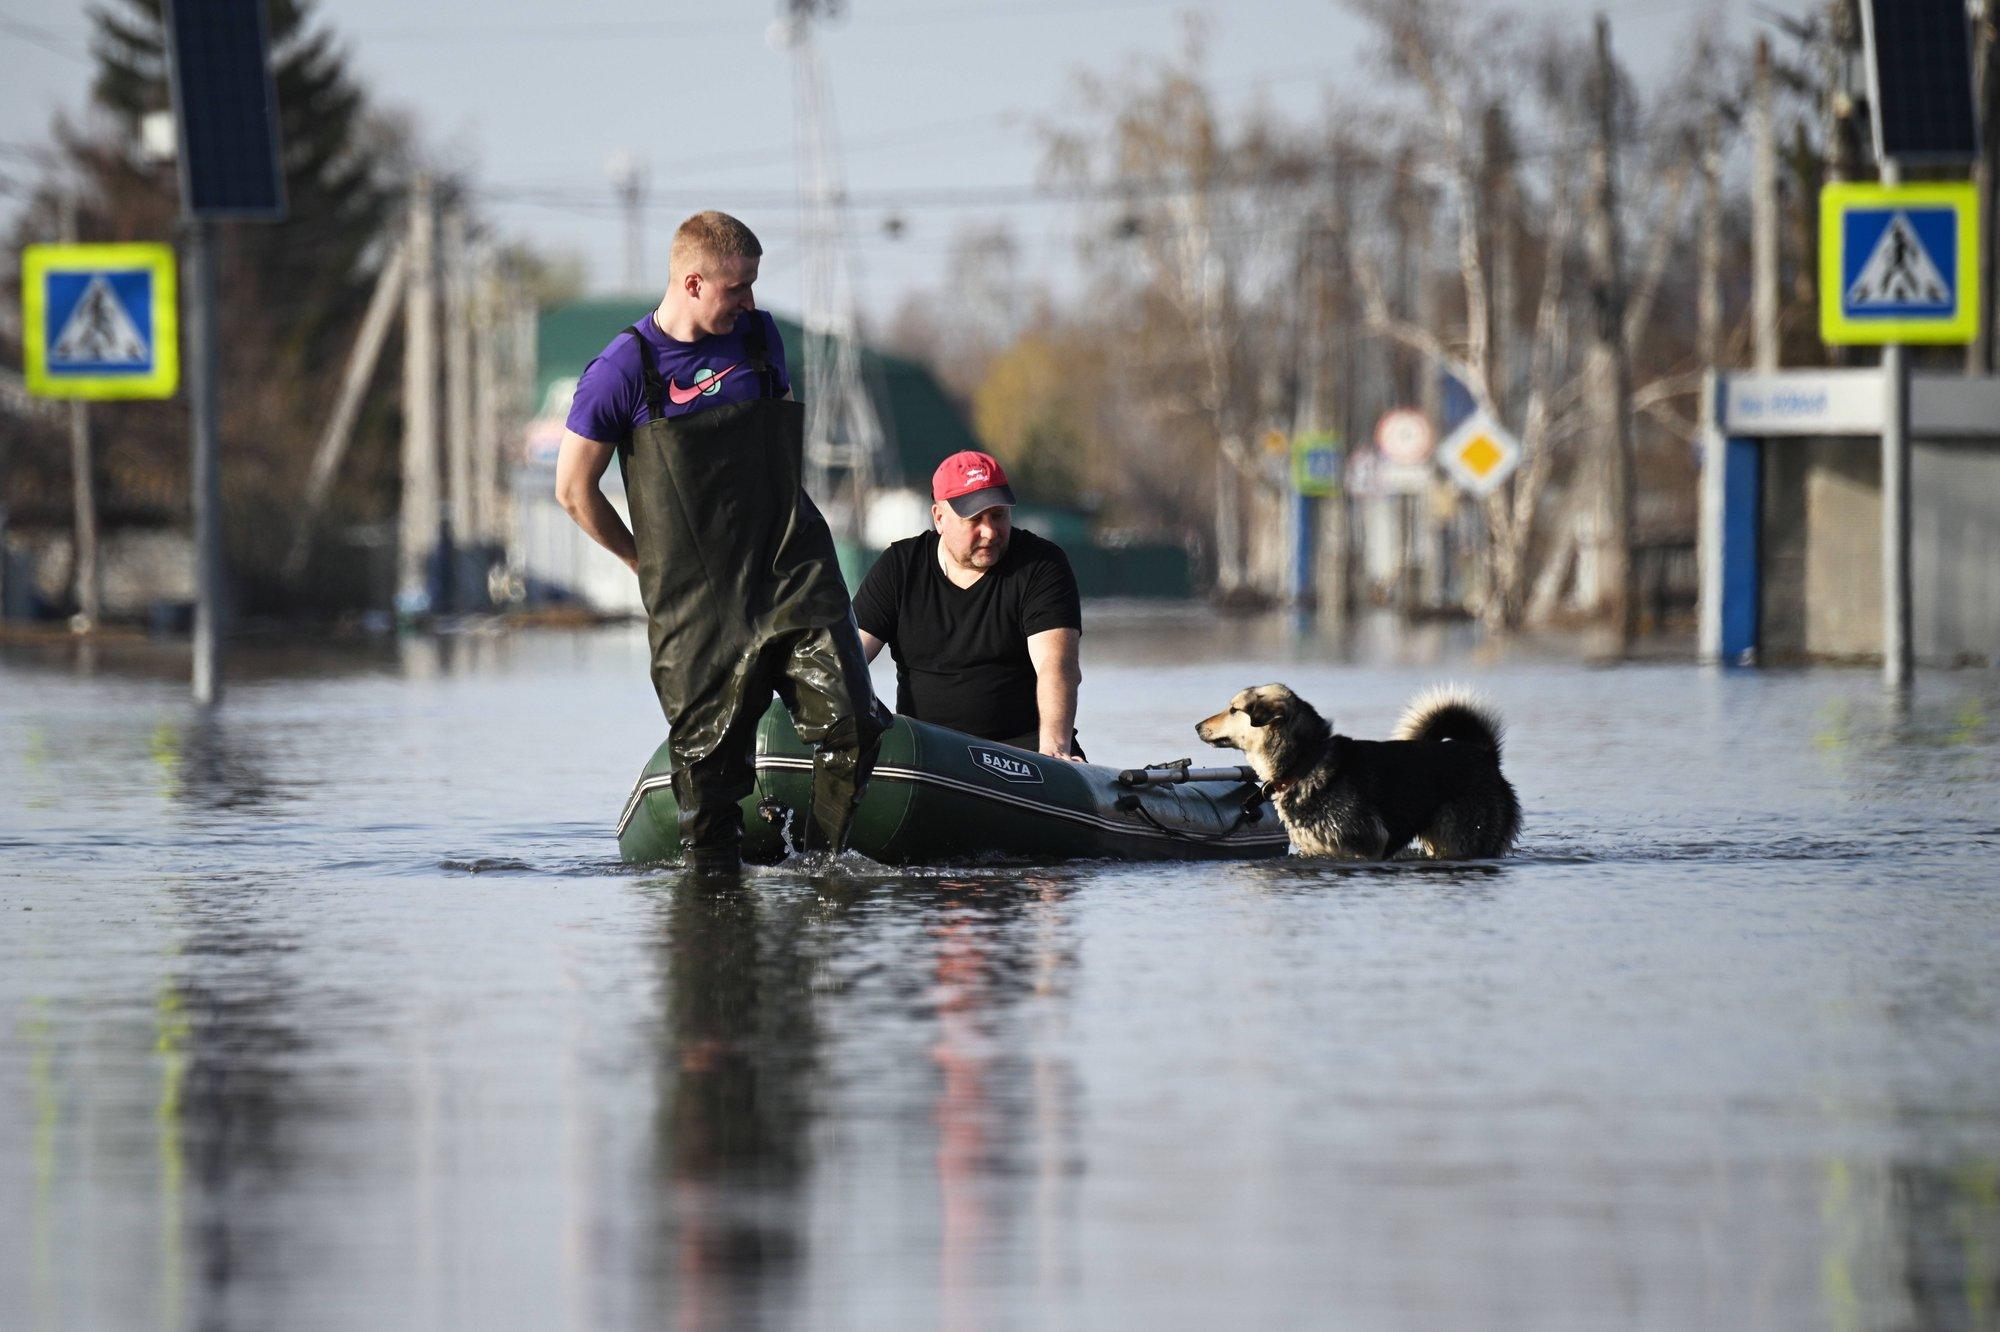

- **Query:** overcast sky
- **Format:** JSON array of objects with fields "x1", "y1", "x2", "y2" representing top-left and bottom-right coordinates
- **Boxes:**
[{"x1": 3, "y1": 0, "x2": 1819, "y2": 326}]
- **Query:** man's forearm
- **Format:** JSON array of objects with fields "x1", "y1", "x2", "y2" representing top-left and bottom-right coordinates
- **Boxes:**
[
  {"x1": 1036, "y1": 664, "x2": 1080, "y2": 754},
  {"x1": 562, "y1": 487, "x2": 639, "y2": 571}
]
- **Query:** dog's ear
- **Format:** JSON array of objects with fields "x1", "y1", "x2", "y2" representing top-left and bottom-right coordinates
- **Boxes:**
[{"x1": 1245, "y1": 696, "x2": 1286, "y2": 727}]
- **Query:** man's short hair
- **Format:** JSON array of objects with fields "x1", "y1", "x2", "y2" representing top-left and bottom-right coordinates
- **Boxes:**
[{"x1": 670, "y1": 211, "x2": 762, "y2": 278}]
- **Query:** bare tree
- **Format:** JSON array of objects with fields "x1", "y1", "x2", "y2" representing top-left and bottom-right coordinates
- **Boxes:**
[
  {"x1": 1343, "y1": 0, "x2": 1606, "y2": 628},
  {"x1": 1041, "y1": 18, "x2": 1319, "y2": 580}
]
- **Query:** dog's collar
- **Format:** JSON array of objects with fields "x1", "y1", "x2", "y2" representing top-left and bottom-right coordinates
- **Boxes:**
[{"x1": 1258, "y1": 752, "x2": 1314, "y2": 802}]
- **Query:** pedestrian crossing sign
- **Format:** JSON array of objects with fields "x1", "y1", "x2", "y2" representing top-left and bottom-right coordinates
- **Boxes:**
[
  {"x1": 1820, "y1": 182, "x2": 1980, "y2": 345},
  {"x1": 21, "y1": 242, "x2": 180, "y2": 399}
]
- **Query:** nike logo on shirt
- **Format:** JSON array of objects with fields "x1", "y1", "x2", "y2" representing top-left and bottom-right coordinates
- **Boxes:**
[{"x1": 666, "y1": 363, "x2": 742, "y2": 406}]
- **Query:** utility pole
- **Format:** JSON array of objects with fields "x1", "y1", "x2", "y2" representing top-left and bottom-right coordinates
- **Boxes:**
[
  {"x1": 58, "y1": 196, "x2": 100, "y2": 630},
  {"x1": 444, "y1": 203, "x2": 475, "y2": 609},
  {"x1": 1825, "y1": 0, "x2": 1864, "y2": 368},
  {"x1": 1289, "y1": 213, "x2": 1325, "y2": 610},
  {"x1": 285, "y1": 244, "x2": 408, "y2": 581},
  {"x1": 1388, "y1": 151, "x2": 1421, "y2": 406},
  {"x1": 1485, "y1": 105, "x2": 1516, "y2": 405},
  {"x1": 1698, "y1": 107, "x2": 1724, "y2": 369},
  {"x1": 1972, "y1": 0, "x2": 1998, "y2": 375},
  {"x1": 1319, "y1": 154, "x2": 1355, "y2": 627},
  {"x1": 1825, "y1": 0, "x2": 1863, "y2": 184},
  {"x1": 1214, "y1": 446, "x2": 1244, "y2": 598},
  {"x1": 398, "y1": 174, "x2": 441, "y2": 618},
  {"x1": 1753, "y1": 36, "x2": 1781, "y2": 372},
  {"x1": 471, "y1": 243, "x2": 502, "y2": 553},
  {"x1": 1586, "y1": 14, "x2": 1635, "y2": 646},
  {"x1": 608, "y1": 152, "x2": 646, "y2": 292}
]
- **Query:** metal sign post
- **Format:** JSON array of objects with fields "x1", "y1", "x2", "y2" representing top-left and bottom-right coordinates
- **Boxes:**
[
  {"x1": 1879, "y1": 165, "x2": 1914, "y2": 692},
  {"x1": 1829, "y1": 0, "x2": 1980, "y2": 691},
  {"x1": 161, "y1": 0, "x2": 286, "y2": 705},
  {"x1": 184, "y1": 220, "x2": 224, "y2": 703},
  {"x1": 19, "y1": 241, "x2": 181, "y2": 633},
  {"x1": 1819, "y1": 179, "x2": 1980, "y2": 689}
]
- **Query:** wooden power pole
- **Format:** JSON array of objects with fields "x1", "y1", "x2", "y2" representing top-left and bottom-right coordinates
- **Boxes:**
[
  {"x1": 443, "y1": 203, "x2": 475, "y2": 610},
  {"x1": 1698, "y1": 107, "x2": 1724, "y2": 369},
  {"x1": 1586, "y1": 14, "x2": 1636, "y2": 646},
  {"x1": 285, "y1": 243, "x2": 408, "y2": 581},
  {"x1": 398, "y1": 175, "x2": 441, "y2": 617},
  {"x1": 471, "y1": 243, "x2": 502, "y2": 555},
  {"x1": 1752, "y1": 36, "x2": 1781, "y2": 372},
  {"x1": 58, "y1": 197, "x2": 101, "y2": 630}
]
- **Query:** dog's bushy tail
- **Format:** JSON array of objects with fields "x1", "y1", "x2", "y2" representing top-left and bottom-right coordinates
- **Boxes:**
[{"x1": 1392, "y1": 685, "x2": 1505, "y2": 757}]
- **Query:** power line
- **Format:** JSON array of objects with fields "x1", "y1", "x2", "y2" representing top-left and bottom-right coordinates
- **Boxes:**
[
  {"x1": 338, "y1": 0, "x2": 1193, "y2": 45},
  {"x1": 0, "y1": 16, "x2": 90, "y2": 62},
  {"x1": 465, "y1": 106, "x2": 1716, "y2": 223}
]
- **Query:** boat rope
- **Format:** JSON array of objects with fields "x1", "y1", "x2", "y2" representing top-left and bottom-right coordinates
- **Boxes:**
[{"x1": 1117, "y1": 790, "x2": 1272, "y2": 846}]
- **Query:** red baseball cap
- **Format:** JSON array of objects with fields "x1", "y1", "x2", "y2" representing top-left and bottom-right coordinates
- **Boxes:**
[{"x1": 931, "y1": 450, "x2": 1016, "y2": 518}]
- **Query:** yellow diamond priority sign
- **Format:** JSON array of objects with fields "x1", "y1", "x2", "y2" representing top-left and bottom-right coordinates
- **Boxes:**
[{"x1": 1438, "y1": 412, "x2": 1521, "y2": 497}]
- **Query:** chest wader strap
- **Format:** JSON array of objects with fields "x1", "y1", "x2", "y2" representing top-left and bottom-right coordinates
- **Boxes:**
[
  {"x1": 740, "y1": 313, "x2": 781, "y2": 400},
  {"x1": 625, "y1": 323, "x2": 667, "y2": 425}
]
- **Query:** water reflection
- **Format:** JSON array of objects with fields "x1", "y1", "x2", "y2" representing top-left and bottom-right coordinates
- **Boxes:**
[
  {"x1": 645, "y1": 877, "x2": 818, "y2": 1328},
  {"x1": 635, "y1": 869, "x2": 1084, "y2": 1326},
  {"x1": 162, "y1": 880, "x2": 313, "y2": 1332},
  {"x1": 155, "y1": 713, "x2": 290, "y2": 812},
  {"x1": 1886, "y1": 1156, "x2": 2000, "y2": 1329},
  {"x1": 920, "y1": 873, "x2": 1082, "y2": 1328}
]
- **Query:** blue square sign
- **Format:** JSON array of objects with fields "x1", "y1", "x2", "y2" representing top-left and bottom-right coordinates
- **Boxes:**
[{"x1": 1840, "y1": 206, "x2": 1957, "y2": 318}]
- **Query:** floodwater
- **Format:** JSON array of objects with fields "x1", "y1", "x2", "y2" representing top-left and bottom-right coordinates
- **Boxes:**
[{"x1": 3, "y1": 610, "x2": 1998, "y2": 1331}]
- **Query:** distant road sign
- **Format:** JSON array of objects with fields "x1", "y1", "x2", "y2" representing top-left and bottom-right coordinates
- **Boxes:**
[
  {"x1": 1820, "y1": 182, "x2": 1980, "y2": 344},
  {"x1": 1290, "y1": 430, "x2": 1341, "y2": 497},
  {"x1": 1438, "y1": 412, "x2": 1521, "y2": 496},
  {"x1": 1374, "y1": 408, "x2": 1435, "y2": 465},
  {"x1": 21, "y1": 243, "x2": 180, "y2": 400}
]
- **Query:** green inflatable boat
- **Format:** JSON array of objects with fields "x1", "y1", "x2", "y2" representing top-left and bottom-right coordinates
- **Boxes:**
[{"x1": 616, "y1": 702, "x2": 1291, "y2": 865}]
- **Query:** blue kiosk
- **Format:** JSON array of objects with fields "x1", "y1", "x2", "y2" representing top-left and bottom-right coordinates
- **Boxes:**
[{"x1": 1700, "y1": 368, "x2": 2000, "y2": 669}]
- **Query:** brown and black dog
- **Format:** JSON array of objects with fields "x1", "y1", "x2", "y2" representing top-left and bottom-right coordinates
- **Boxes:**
[{"x1": 1196, "y1": 684, "x2": 1520, "y2": 859}]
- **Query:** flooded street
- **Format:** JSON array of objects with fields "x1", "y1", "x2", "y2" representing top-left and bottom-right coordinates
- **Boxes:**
[{"x1": 4, "y1": 612, "x2": 1999, "y2": 1329}]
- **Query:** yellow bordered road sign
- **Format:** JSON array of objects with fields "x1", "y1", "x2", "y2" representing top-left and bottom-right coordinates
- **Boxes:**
[
  {"x1": 1290, "y1": 430, "x2": 1341, "y2": 497},
  {"x1": 1819, "y1": 181, "x2": 1980, "y2": 345},
  {"x1": 22, "y1": 242, "x2": 180, "y2": 399}
]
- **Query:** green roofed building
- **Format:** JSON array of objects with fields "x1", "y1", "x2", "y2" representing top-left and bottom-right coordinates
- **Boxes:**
[{"x1": 514, "y1": 298, "x2": 1188, "y2": 611}]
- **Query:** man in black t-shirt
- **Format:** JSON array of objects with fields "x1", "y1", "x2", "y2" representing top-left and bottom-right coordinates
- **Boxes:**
[{"x1": 853, "y1": 451, "x2": 1085, "y2": 759}]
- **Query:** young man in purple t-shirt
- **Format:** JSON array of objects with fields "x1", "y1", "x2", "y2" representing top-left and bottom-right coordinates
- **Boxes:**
[
  {"x1": 554, "y1": 220, "x2": 792, "y2": 557},
  {"x1": 555, "y1": 212, "x2": 884, "y2": 873}
]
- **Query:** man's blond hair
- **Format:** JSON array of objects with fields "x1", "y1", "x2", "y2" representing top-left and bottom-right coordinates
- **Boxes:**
[{"x1": 669, "y1": 211, "x2": 762, "y2": 279}]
